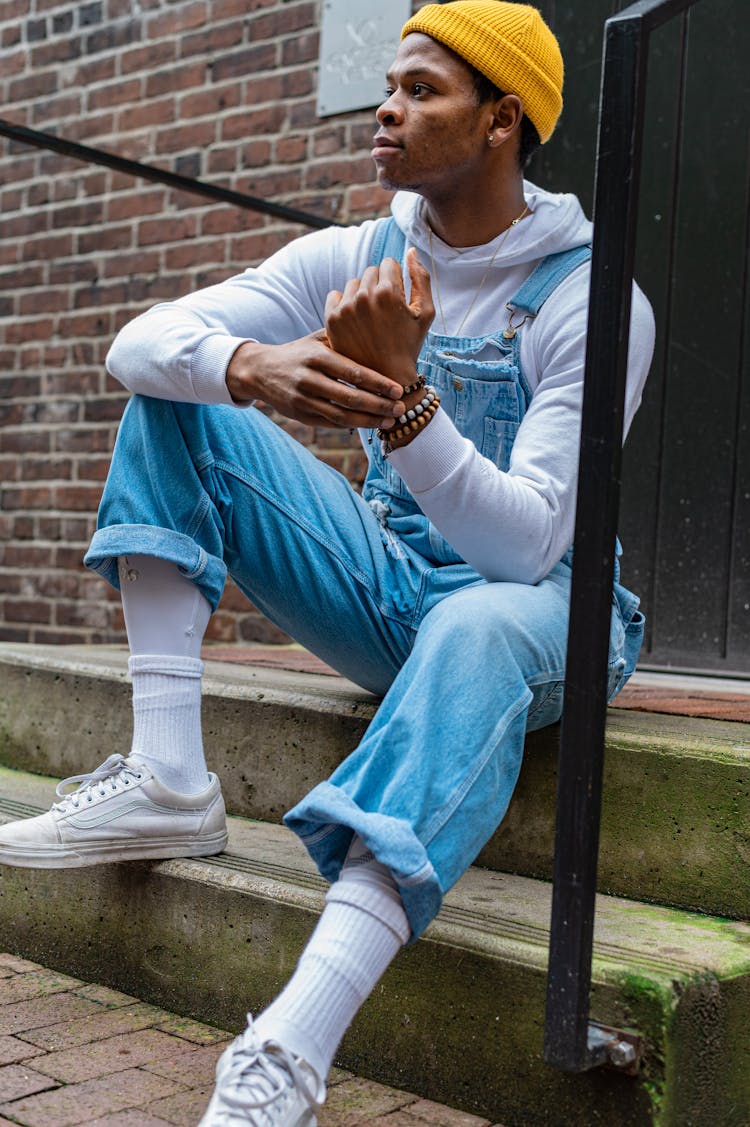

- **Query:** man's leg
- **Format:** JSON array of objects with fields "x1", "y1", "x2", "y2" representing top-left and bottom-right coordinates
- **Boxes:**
[
  {"x1": 200, "y1": 572, "x2": 576, "y2": 1125},
  {"x1": 0, "y1": 395, "x2": 425, "y2": 868}
]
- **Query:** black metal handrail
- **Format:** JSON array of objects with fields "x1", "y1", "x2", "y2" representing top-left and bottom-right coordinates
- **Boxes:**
[
  {"x1": 0, "y1": 119, "x2": 336, "y2": 231},
  {"x1": 544, "y1": 0, "x2": 701, "y2": 1073}
]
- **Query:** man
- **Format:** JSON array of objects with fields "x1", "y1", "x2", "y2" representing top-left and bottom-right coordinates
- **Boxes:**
[{"x1": 0, "y1": 2, "x2": 654, "y2": 1124}]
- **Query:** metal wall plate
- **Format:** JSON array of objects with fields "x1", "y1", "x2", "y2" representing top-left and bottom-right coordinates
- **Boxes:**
[{"x1": 317, "y1": 0, "x2": 412, "y2": 118}]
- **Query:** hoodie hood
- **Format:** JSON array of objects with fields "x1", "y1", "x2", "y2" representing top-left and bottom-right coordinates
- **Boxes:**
[{"x1": 390, "y1": 180, "x2": 592, "y2": 267}]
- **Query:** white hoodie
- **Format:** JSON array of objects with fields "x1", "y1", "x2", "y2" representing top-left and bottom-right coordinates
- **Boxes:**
[{"x1": 106, "y1": 182, "x2": 655, "y2": 583}]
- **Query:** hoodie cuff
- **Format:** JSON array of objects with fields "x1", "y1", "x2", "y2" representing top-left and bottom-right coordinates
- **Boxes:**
[
  {"x1": 190, "y1": 333, "x2": 255, "y2": 406},
  {"x1": 387, "y1": 408, "x2": 472, "y2": 493}
]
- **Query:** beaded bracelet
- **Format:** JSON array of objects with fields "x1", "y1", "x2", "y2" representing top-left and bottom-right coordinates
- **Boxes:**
[
  {"x1": 401, "y1": 375, "x2": 426, "y2": 397},
  {"x1": 395, "y1": 386, "x2": 436, "y2": 427},
  {"x1": 377, "y1": 392, "x2": 441, "y2": 451}
]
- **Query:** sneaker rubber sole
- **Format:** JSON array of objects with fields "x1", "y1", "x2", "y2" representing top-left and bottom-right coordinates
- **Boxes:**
[{"x1": 0, "y1": 828, "x2": 228, "y2": 869}]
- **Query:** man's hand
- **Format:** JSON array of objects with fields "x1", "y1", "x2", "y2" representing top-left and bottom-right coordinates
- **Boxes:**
[
  {"x1": 324, "y1": 249, "x2": 434, "y2": 386},
  {"x1": 226, "y1": 332, "x2": 405, "y2": 428}
]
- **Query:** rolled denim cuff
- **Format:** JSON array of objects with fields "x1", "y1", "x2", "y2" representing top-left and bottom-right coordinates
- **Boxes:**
[{"x1": 83, "y1": 524, "x2": 227, "y2": 611}]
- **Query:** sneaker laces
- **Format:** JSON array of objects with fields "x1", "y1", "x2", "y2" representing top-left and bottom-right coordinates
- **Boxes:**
[
  {"x1": 53, "y1": 754, "x2": 145, "y2": 813},
  {"x1": 218, "y1": 1017, "x2": 322, "y2": 1124}
]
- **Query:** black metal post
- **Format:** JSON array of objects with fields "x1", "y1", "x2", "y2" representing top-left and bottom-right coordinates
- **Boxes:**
[
  {"x1": 543, "y1": 0, "x2": 699, "y2": 1073},
  {"x1": 0, "y1": 119, "x2": 337, "y2": 231}
]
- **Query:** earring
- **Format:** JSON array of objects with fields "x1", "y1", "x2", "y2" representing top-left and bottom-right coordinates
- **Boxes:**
[{"x1": 488, "y1": 133, "x2": 494, "y2": 144}]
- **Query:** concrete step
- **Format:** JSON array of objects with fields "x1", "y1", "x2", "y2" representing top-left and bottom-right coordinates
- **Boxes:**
[
  {"x1": 1, "y1": 766, "x2": 749, "y2": 1127},
  {"x1": 1, "y1": 642, "x2": 748, "y2": 921}
]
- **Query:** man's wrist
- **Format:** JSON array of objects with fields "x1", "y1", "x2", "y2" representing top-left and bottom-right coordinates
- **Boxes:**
[{"x1": 226, "y1": 340, "x2": 263, "y2": 404}]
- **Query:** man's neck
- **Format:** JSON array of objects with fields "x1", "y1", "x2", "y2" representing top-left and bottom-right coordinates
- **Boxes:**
[{"x1": 424, "y1": 176, "x2": 528, "y2": 249}]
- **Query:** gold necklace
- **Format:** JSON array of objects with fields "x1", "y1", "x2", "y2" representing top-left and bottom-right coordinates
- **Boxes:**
[{"x1": 428, "y1": 203, "x2": 530, "y2": 337}]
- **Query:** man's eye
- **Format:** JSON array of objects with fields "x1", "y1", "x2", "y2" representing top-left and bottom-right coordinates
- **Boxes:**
[
  {"x1": 412, "y1": 84, "x2": 427, "y2": 96},
  {"x1": 383, "y1": 87, "x2": 394, "y2": 98}
]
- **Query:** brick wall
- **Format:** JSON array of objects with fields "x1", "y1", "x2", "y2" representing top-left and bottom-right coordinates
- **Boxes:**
[{"x1": 0, "y1": 0, "x2": 408, "y2": 646}]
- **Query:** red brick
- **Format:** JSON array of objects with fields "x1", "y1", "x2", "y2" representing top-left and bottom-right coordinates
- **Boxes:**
[
  {"x1": 77, "y1": 225, "x2": 133, "y2": 255},
  {"x1": 237, "y1": 613, "x2": 292, "y2": 644},
  {"x1": 211, "y1": 0, "x2": 275, "y2": 15},
  {"x1": 240, "y1": 138, "x2": 272, "y2": 168},
  {"x1": 245, "y1": 72, "x2": 286, "y2": 103},
  {"x1": 346, "y1": 183, "x2": 394, "y2": 219},
  {"x1": 0, "y1": 1037, "x2": 43, "y2": 1068},
  {"x1": 0, "y1": 1064, "x2": 58, "y2": 1103},
  {"x1": 182, "y1": 20, "x2": 243, "y2": 58},
  {"x1": 147, "y1": 0, "x2": 207, "y2": 37},
  {"x1": 281, "y1": 29, "x2": 319, "y2": 65},
  {"x1": 53, "y1": 484, "x2": 103, "y2": 511},
  {"x1": 1, "y1": 47, "x2": 28, "y2": 76},
  {"x1": 0, "y1": 1067, "x2": 186, "y2": 1125},
  {"x1": 0, "y1": 0, "x2": 30, "y2": 21},
  {"x1": 73, "y1": 55, "x2": 116, "y2": 85},
  {"x1": 56, "y1": 311, "x2": 113, "y2": 338},
  {"x1": 33, "y1": 1029, "x2": 196, "y2": 1085},
  {"x1": 199, "y1": 207, "x2": 262, "y2": 237},
  {"x1": 8, "y1": 69, "x2": 57, "y2": 100},
  {"x1": 230, "y1": 228, "x2": 291, "y2": 264},
  {"x1": 118, "y1": 43, "x2": 174, "y2": 83},
  {"x1": 154, "y1": 119, "x2": 216, "y2": 153},
  {"x1": 313, "y1": 125, "x2": 346, "y2": 157},
  {"x1": 2, "y1": 599, "x2": 52, "y2": 624},
  {"x1": 212, "y1": 42, "x2": 277, "y2": 83},
  {"x1": 248, "y1": 1, "x2": 315, "y2": 38},
  {"x1": 0, "y1": 993, "x2": 102, "y2": 1038},
  {"x1": 18, "y1": 290, "x2": 68, "y2": 316},
  {"x1": 289, "y1": 97, "x2": 322, "y2": 130},
  {"x1": 206, "y1": 147, "x2": 238, "y2": 174},
  {"x1": 102, "y1": 249, "x2": 160, "y2": 278},
  {"x1": 0, "y1": 430, "x2": 50, "y2": 454},
  {"x1": 30, "y1": 37, "x2": 83, "y2": 67},
  {"x1": 53, "y1": 200, "x2": 105, "y2": 228},
  {"x1": 16, "y1": 456, "x2": 72, "y2": 481},
  {"x1": 282, "y1": 67, "x2": 314, "y2": 99},
  {"x1": 85, "y1": 1112, "x2": 172, "y2": 1126},
  {"x1": 137, "y1": 215, "x2": 198, "y2": 246},
  {"x1": 276, "y1": 134, "x2": 308, "y2": 163},
  {"x1": 48, "y1": 259, "x2": 98, "y2": 285},
  {"x1": 85, "y1": 20, "x2": 142, "y2": 55},
  {"x1": 89, "y1": 77, "x2": 142, "y2": 110},
  {"x1": 5, "y1": 319, "x2": 56, "y2": 345},
  {"x1": 145, "y1": 60, "x2": 207, "y2": 98},
  {"x1": 1, "y1": 486, "x2": 52, "y2": 510},
  {"x1": 179, "y1": 84, "x2": 241, "y2": 119},
  {"x1": 116, "y1": 96, "x2": 174, "y2": 131}
]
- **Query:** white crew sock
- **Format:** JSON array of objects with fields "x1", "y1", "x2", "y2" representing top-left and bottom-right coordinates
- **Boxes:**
[
  {"x1": 118, "y1": 555, "x2": 213, "y2": 795},
  {"x1": 128, "y1": 654, "x2": 211, "y2": 794},
  {"x1": 254, "y1": 837, "x2": 410, "y2": 1085}
]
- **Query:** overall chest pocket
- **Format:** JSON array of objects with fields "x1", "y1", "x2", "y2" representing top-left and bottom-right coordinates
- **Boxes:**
[{"x1": 430, "y1": 363, "x2": 523, "y2": 471}]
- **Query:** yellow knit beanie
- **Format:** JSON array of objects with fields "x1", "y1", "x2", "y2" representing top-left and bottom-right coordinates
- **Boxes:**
[{"x1": 401, "y1": 2, "x2": 563, "y2": 143}]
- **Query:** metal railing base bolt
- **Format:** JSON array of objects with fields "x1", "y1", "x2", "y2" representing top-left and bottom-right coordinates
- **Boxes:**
[{"x1": 586, "y1": 1022, "x2": 643, "y2": 1075}]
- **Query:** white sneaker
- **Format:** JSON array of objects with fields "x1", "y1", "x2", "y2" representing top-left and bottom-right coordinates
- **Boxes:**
[
  {"x1": 198, "y1": 1018, "x2": 324, "y2": 1127},
  {"x1": 0, "y1": 754, "x2": 227, "y2": 868}
]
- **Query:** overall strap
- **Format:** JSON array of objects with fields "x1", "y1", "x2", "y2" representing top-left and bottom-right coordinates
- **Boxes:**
[
  {"x1": 509, "y1": 244, "x2": 592, "y2": 315},
  {"x1": 370, "y1": 216, "x2": 407, "y2": 265}
]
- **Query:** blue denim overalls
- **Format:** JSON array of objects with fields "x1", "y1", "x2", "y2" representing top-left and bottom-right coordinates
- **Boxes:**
[{"x1": 85, "y1": 218, "x2": 643, "y2": 940}]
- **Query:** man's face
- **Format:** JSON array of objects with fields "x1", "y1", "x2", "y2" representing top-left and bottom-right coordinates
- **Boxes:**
[{"x1": 372, "y1": 33, "x2": 490, "y2": 196}]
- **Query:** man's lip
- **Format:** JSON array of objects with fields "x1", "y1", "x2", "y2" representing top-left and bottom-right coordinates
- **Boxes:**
[{"x1": 371, "y1": 136, "x2": 402, "y2": 159}]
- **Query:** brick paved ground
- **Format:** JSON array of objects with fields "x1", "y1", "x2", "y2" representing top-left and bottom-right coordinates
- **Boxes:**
[{"x1": 0, "y1": 953, "x2": 499, "y2": 1127}]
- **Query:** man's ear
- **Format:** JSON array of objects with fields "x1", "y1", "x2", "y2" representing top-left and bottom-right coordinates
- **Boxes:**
[{"x1": 486, "y1": 94, "x2": 524, "y2": 147}]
